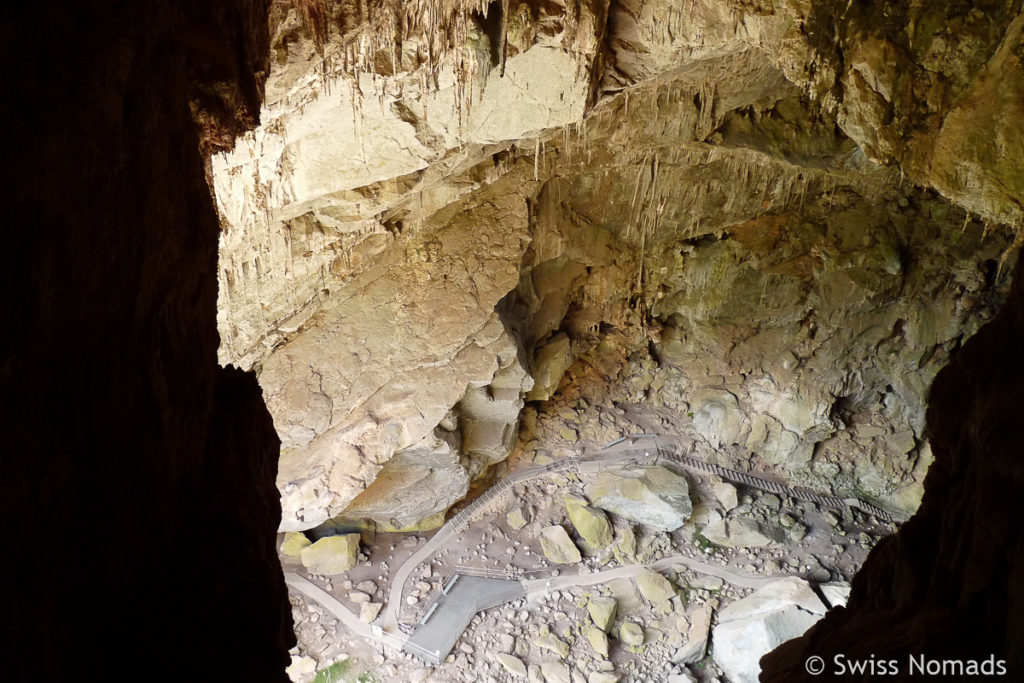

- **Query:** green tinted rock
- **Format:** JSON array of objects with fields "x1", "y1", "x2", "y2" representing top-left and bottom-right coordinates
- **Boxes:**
[
  {"x1": 495, "y1": 653, "x2": 527, "y2": 678},
  {"x1": 587, "y1": 596, "x2": 618, "y2": 632},
  {"x1": 531, "y1": 633, "x2": 570, "y2": 658},
  {"x1": 539, "y1": 525, "x2": 582, "y2": 564},
  {"x1": 299, "y1": 534, "x2": 360, "y2": 575},
  {"x1": 566, "y1": 494, "x2": 613, "y2": 550},
  {"x1": 614, "y1": 525, "x2": 637, "y2": 564},
  {"x1": 280, "y1": 531, "x2": 311, "y2": 557},
  {"x1": 636, "y1": 568, "x2": 676, "y2": 605},
  {"x1": 586, "y1": 627, "x2": 610, "y2": 657},
  {"x1": 619, "y1": 622, "x2": 645, "y2": 646},
  {"x1": 507, "y1": 506, "x2": 528, "y2": 530},
  {"x1": 586, "y1": 466, "x2": 692, "y2": 531}
]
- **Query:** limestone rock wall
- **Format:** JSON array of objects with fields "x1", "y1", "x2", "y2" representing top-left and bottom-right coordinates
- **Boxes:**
[
  {"x1": 760, "y1": 250, "x2": 1024, "y2": 681},
  {"x1": 212, "y1": 0, "x2": 1023, "y2": 531}
]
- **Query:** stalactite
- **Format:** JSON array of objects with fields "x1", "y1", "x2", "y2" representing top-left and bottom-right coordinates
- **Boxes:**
[{"x1": 499, "y1": 0, "x2": 510, "y2": 76}]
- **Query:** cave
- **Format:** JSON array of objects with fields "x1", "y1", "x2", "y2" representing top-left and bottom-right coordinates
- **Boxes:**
[{"x1": 4, "y1": 1, "x2": 1023, "y2": 682}]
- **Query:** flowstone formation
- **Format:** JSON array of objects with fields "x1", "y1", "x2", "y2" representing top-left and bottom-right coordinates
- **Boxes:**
[{"x1": 212, "y1": 0, "x2": 1022, "y2": 537}]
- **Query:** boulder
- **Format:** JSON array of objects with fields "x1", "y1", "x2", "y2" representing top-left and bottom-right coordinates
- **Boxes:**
[
  {"x1": 712, "y1": 577, "x2": 827, "y2": 683},
  {"x1": 539, "y1": 525, "x2": 582, "y2": 564},
  {"x1": 712, "y1": 482, "x2": 738, "y2": 511},
  {"x1": 280, "y1": 531, "x2": 311, "y2": 557},
  {"x1": 613, "y1": 525, "x2": 637, "y2": 564},
  {"x1": 495, "y1": 653, "x2": 527, "y2": 678},
  {"x1": 619, "y1": 622, "x2": 645, "y2": 646},
  {"x1": 507, "y1": 506, "x2": 528, "y2": 530},
  {"x1": 531, "y1": 633, "x2": 570, "y2": 658},
  {"x1": 342, "y1": 438, "x2": 470, "y2": 530},
  {"x1": 587, "y1": 674, "x2": 619, "y2": 683},
  {"x1": 565, "y1": 494, "x2": 613, "y2": 549},
  {"x1": 819, "y1": 581, "x2": 852, "y2": 608},
  {"x1": 691, "y1": 390, "x2": 747, "y2": 447},
  {"x1": 586, "y1": 466, "x2": 692, "y2": 531},
  {"x1": 672, "y1": 605, "x2": 712, "y2": 664},
  {"x1": 586, "y1": 627, "x2": 610, "y2": 657},
  {"x1": 635, "y1": 568, "x2": 676, "y2": 605},
  {"x1": 587, "y1": 596, "x2": 618, "y2": 632},
  {"x1": 299, "y1": 534, "x2": 360, "y2": 575},
  {"x1": 539, "y1": 661, "x2": 571, "y2": 683},
  {"x1": 359, "y1": 602, "x2": 382, "y2": 623},
  {"x1": 701, "y1": 517, "x2": 782, "y2": 548},
  {"x1": 285, "y1": 654, "x2": 316, "y2": 682}
]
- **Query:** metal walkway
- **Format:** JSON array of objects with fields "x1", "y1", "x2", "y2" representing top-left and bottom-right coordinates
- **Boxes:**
[{"x1": 402, "y1": 575, "x2": 526, "y2": 665}]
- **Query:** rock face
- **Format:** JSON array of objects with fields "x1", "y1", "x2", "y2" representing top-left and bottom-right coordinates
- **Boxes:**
[
  {"x1": 713, "y1": 578, "x2": 827, "y2": 683},
  {"x1": 208, "y1": 0, "x2": 1021, "y2": 533},
  {"x1": 4, "y1": 0, "x2": 293, "y2": 680},
  {"x1": 12, "y1": 0, "x2": 1024, "y2": 679},
  {"x1": 587, "y1": 467, "x2": 693, "y2": 532},
  {"x1": 761, "y1": 257, "x2": 1024, "y2": 679},
  {"x1": 265, "y1": 191, "x2": 532, "y2": 530}
]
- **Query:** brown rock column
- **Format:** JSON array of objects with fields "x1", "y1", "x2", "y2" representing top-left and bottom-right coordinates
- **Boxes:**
[{"x1": 1, "y1": 1, "x2": 292, "y2": 681}]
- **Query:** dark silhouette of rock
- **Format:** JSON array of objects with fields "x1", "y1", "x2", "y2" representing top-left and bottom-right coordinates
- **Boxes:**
[{"x1": 0, "y1": 1, "x2": 292, "y2": 681}]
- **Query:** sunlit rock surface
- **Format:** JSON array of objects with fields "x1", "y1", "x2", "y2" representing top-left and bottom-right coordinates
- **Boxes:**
[{"x1": 212, "y1": 0, "x2": 1022, "y2": 530}]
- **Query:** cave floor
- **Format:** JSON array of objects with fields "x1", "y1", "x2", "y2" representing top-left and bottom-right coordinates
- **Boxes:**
[{"x1": 281, "y1": 395, "x2": 894, "y2": 683}]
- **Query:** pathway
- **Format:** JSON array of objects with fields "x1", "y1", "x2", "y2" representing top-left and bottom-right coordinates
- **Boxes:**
[
  {"x1": 403, "y1": 576, "x2": 526, "y2": 665},
  {"x1": 287, "y1": 433, "x2": 903, "y2": 663}
]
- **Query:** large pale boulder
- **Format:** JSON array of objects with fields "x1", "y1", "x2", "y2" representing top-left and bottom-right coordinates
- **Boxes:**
[
  {"x1": 299, "y1": 534, "x2": 360, "y2": 575},
  {"x1": 565, "y1": 494, "x2": 613, "y2": 550},
  {"x1": 712, "y1": 578, "x2": 827, "y2": 683},
  {"x1": 342, "y1": 436, "x2": 469, "y2": 529},
  {"x1": 819, "y1": 581, "x2": 852, "y2": 608},
  {"x1": 539, "y1": 661, "x2": 572, "y2": 683},
  {"x1": 358, "y1": 602, "x2": 382, "y2": 623},
  {"x1": 507, "y1": 506, "x2": 528, "y2": 530},
  {"x1": 531, "y1": 633, "x2": 570, "y2": 658},
  {"x1": 712, "y1": 482, "x2": 738, "y2": 511},
  {"x1": 539, "y1": 525, "x2": 582, "y2": 564},
  {"x1": 619, "y1": 622, "x2": 645, "y2": 646},
  {"x1": 586, "y1": 466, "x2": 692, "y2": 531},
  {"x1": 635, "y1": 568, "x2": 676, "y2": 606}
]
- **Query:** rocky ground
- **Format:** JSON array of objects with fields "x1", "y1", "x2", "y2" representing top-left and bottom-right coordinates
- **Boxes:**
[{"x1": 281, "y1": 392, "x2": 892, "y2": 683}]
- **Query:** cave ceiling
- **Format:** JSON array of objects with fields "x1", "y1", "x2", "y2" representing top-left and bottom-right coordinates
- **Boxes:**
[{"x1": 210, "y1": 0, "x2": 1023, "y2": 531}]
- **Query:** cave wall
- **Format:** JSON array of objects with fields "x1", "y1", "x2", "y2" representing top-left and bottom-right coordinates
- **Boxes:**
[
  {"x1": 760, "y1": 256, "x2": 1024, "y2": 680},
  {"x1": 212, "y1": 0, "x2": 1019, "y2": 533},
  {"x1": 1, "y1": 1, "x2": 292, "y2": 680}
]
